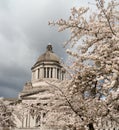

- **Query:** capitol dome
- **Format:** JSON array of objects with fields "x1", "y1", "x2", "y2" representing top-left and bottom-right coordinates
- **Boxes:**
[
  {"x1": 37, "y1": 45, "x2": 60, "y2": 63},
  {"x1": 31, "y1": 44, "x2": 66, "y2": 82}
]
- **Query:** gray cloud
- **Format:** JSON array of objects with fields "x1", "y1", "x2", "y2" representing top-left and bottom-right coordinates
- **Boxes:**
[{"x1": 0, "y1": 0, "x2": 98, "y2": 98}]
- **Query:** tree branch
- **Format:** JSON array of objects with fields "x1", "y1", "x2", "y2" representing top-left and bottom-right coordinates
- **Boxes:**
[
  {"x1": 97, "y1": 0, "x2": 116, "y2": 36},
  {"x1": 46, "y1": 81, "x2": 84, "y2": 121}
]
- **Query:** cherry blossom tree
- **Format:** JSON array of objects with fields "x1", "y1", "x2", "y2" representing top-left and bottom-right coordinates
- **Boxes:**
[
  {"x1": 49, "y1": 0, "x2": 119, "y2": 129},
  {"x1": 0, "y1": 98, "x2": 15, "y2": 129}
]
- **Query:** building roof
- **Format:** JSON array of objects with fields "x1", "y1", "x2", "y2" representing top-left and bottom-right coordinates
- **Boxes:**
[
  {"x1": 37, "y1": 44, "x2": 60, "y2": 63},
  {"x1": 32, "y1": 44, "x2": 61, "y2": 69},
  {"x1": 3, "y1": 98, "x2": 18, "y2": 101}
]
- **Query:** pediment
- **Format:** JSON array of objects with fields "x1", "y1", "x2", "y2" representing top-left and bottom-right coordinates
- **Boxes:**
[{"x1": 20, "y1": 88, "x2": 55, "y2": 100}]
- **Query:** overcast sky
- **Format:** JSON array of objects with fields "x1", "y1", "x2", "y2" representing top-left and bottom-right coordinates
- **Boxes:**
[{"x1": 0, "y1": 0, "x2": 109, "y2": 98}]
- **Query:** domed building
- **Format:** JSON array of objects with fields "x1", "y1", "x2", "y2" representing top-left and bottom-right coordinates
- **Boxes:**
[
  {"x1": 6, "y1": 45, "x2": 118, "y2": 130},
  {"x1": 19, "y1": 44, "x2": 66, "y2": 99},
  {"x1": 16, "y1": 44, "x2": 67, "y2": 129}
]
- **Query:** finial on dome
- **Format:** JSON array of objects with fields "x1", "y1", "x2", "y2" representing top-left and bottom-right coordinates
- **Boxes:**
[
  {"x1": 46, "y1": 43, "x2": 53, "y2": 52},
  {"x1": 48, "y1": 43, "x2": 51, "y2": 45}
]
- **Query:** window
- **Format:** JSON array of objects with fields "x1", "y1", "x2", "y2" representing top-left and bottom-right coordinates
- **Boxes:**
[
  {"x1": 51, "y1": 68, "x2": 53, "y2": 78},
  {"x1": 47, "y1": 67, "x2": 49, "y2": 78}
]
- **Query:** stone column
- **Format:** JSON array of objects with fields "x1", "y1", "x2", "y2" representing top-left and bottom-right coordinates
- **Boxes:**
[
  {"x1": 40, "y1": 67, "x2": 44, "y2": 78},
  {"x1": 42, "y1": 67, "x2": 44, "y2": 78},
  {"x1": 46, "y1": 67, "x2": 47, "y2": 78},
  {"x1": 34, "y1": 70, "x2": 36, "y2": 80},
  {"x1": 40, "y1": 111, "x2": 43, "y2": 129},
  {"x1": 25, "y1": 114, "x2": 28, "y2": 128},
  {"x1": 53, "y1": 68, "x2": 55, "y2": 78},
  {"x1": 34, "y1": 115, "x2": 37, "y2": 127},
  {"x1": 56, "y1": 68, "x2": 58, "y2": 78},
  {"x1": 28, "y1": 112, "x2": 30, "y2": 128},
  {"x1": 37, "y1": 68, "x2": 39, "y2": 79},
  {"x1": 22, "y1": 113, "x2": 24, "y2": 128},
  {"x1": 36, "y1": 69, "x2": 39, "y2": 79},
  {"x1": 39, "y1": 68, "x2": 41, "y2": 78},
  {"x1": 43, "y1": 68, "x2": 45, "y2": 78},
  {"x1": 60, "y1": 70, "x2": 62, "y2": 80},
  {"x1": 59, "y1": 69, "x2": 61, "y2": 80},
  {"x1": 56, "y1": 68, "x2": 59, "y2": 79},
  {"x1": 59, "y1": 69, "x2": 60, "y2": 79}
]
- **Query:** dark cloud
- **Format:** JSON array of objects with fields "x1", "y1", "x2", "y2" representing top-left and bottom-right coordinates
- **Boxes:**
[
  {"x1": 0, "y1": 62, "x2": 30, "y2": 97},
  {"x1": 0, "y1": 0, "x2": 96, "y2": 98}
]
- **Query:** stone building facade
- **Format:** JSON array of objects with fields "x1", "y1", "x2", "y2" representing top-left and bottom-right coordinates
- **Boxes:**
[
  {"x1": 16, "y1": 44, "x2": 67, "y2": 129},
  {"x1": 11, "y1": 45, "x2": 118, "y2": 130}
]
